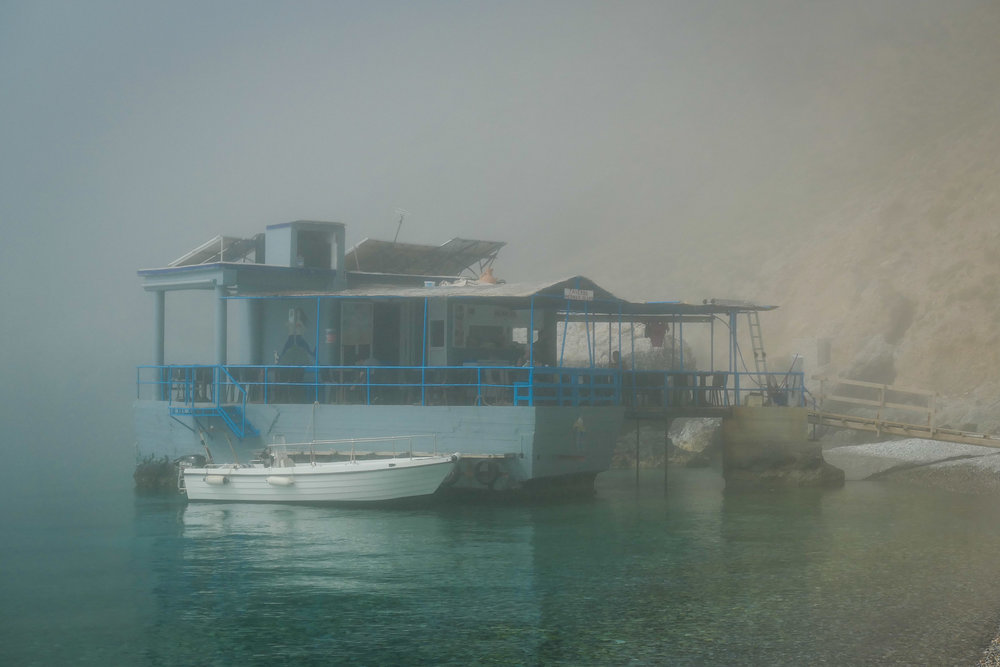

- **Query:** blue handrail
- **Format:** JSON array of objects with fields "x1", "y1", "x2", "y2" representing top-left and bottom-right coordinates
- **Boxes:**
[
  {"x1": 136, "y1": 364, "x2": 806, "y2": 409},
  {"x1": 217, "y1": 365, "x2": 251, "y2": 437},
  {"x1": 144, "y1": 364, "x2": 257, "y2": 438}
]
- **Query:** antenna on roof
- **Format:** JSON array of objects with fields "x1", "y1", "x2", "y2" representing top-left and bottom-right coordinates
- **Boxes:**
[{"x1": 393, "y1": 208, "x2": 408, "y2": 244}]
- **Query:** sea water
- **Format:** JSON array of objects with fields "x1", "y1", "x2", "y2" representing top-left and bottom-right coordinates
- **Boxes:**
[{"x1": 4, "y1": 462, "x2": 1000, "y2": 665}]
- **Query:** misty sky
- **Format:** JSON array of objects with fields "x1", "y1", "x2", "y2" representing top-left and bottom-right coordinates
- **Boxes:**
[{"x1": 0, "y1": 0, "x2": 990, "y2": 449}]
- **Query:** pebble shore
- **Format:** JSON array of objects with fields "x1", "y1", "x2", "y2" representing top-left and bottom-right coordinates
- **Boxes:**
[
  {"x1": 979, "y1": 636, "x2": 1000, "y2": 667},
  {"x1": 825, "y1": 439, "x2": 1000, "y2": 491},
  {"x1": 824, "y1": 439, "x2": 1000, "y2": 665}
]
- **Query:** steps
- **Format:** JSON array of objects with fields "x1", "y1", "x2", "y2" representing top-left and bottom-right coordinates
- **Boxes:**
[
  {"x1": 219, "y1": 405, "x2": 260, "y2": 439},
  {"x1": 169, "y1": 404, "x2": 259, "y2": 439}
]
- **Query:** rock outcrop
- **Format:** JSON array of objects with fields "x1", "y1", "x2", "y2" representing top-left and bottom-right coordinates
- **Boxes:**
[
  {"x1": 670, "y1": 418, "x2": 722, "y2": 467},
  {"x1": 613, "y1": 418, "x2": 723, "y2": 470}
]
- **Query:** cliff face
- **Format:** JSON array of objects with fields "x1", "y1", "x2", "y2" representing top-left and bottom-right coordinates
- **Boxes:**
[
  {"x1": 692, "y1": 115, "x2": 1000, "y2": 430},
  {"x1": 759, "y1": 115, "x2": 1000, "y2": 396},
  {"x1": 576, "y1": 4, "x2": 1000, "y2": 425}
]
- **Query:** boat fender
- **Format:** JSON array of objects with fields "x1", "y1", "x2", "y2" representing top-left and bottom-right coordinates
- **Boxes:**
[
  {"x1": 266, "y1": 476, "x2": 295, "y2": 486},
  {"x1": 440, "y1": 466, "x2": 460, "y2": 487},
  {"x1": 474, "y1": 460, "x2": 501, "y2": 488},
  {"x1": 204, "y1": 475, "x2": 229, "y2": 485}
]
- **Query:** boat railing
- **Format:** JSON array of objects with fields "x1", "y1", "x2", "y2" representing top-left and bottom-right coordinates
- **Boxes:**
[
  {"x1": 137, "y1": 364, "x2": 806, "y2": 409},
  {"x1": 267, "y1": 434, "x2": 441, "y2": 461}
]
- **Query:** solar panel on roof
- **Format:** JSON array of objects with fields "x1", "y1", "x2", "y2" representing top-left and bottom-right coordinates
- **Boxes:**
[
  {"x1": 168, "y1": 235, "x2": 259, "y2": 267},
  {"x1": 344, "y1": 237, "x2": 505, "y2": 277}
]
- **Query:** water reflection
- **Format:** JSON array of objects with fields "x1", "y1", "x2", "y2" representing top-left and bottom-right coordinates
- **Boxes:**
[
  {"x1": 129, "y1": 471, "x2": 1000, "y2": 665},
  {"x1": 137, "y1": 500, "x2": 543, "y2": 664}
]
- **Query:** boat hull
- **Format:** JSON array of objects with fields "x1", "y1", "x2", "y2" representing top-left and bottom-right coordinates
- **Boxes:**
[{"x1": 183, "y1": 455, "x2": 457, "y2": 503}]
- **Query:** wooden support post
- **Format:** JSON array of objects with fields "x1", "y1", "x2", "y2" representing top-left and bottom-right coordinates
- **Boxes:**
[{"x1": 929, "y1": 393, "x2": 936, "y2": 439}]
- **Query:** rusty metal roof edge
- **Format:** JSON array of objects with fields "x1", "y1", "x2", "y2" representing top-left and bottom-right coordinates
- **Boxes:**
[{"x1": 226, "y1": 274, "x2": 777, "y2": 315}]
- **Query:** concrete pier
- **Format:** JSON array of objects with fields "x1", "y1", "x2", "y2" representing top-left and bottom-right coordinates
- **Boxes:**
[{"x1": 722, "y1": 407, "x2": 844, "y2": 488}]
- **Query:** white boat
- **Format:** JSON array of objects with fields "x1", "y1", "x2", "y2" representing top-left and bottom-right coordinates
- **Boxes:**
[{"x1": 182, "y1": 453, "x2": 459, "y2": 503}]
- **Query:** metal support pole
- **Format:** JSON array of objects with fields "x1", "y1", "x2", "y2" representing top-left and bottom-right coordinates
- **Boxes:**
[
  {"x1": 678, "y1": 317, "x2": 684, "y2": 370},
  {"x1": 710, "y1": 316, "x2": 715, "y2": 372},
  {"x1": 529, "y1": 296, "x2": 535, "y2": 366},
  {"x1": 314, "y1": 297, "x2": 321, "y2": 403},
  {"x1": 670, "y1": 316, "x2": 676, "y2": 368},
  {"x1": 631, "y1": 320, "x2": 637, "y2": 406},
  {"x1": 617, "y1": 305, "x2": 622, "y2": 403},
  {"x1": 608, "y1": 321, "x2": 612, "y2": 366},
  {"x1": 559, "y1": 298, "x2": 570, "y2": 367},
  {"x1": 730, "y1": 311, "x2": 739, "y2": 405},
  {"x1": 421, "y1": 298, "x2": 428, "y2": 406},
  {"x1": 585, "y1": 303, "x2": 593, "y2": 367}
]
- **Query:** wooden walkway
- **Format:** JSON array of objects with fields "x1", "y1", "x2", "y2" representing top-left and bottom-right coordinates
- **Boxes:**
[
  {"x1": 626, "y1": 376, "x2": 1000, "y2": 449},
  {"x1": 807, "y1": 409, "x2": 1000, "y2": 448},
  {"x1": 809, "y1": 377, "x2": 1000, "y2": 448}
]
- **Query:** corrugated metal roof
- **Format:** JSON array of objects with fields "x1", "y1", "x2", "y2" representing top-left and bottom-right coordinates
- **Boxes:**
[
  {"x1": 238, "y1": 275, "x2": 777, "y2": 316},
  {"x1": 264, "y1": 276, "x2": 616, "y2": 300}
]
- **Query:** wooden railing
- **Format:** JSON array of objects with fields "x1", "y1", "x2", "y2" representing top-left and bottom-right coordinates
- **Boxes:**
[{"x1": 814, "y1": 377, "x2": 936, "y2": 437}]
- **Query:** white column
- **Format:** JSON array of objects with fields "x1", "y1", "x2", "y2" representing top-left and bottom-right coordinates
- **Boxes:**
[
  {"x1": 246, "y1": 298, "x2": 263, "y2": 364},
  {"x1": 153, "y1": 290, "x2": 165, "y2": 365},
  {"x1": 215, "y1": 284, "x2": 227, "y2": 365}
]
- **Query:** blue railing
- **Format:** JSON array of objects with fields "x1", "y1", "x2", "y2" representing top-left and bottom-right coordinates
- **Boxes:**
[
  {"x1": 626, "y1": 370, "x2": 806, "y2": 408},
  {"x1": 216, "y1": 365, "x2": 254, "y2": 437},
  {"x1": 142, "y1": 364, "x2": 218, "y2": 405},
  {"x1": 138, "y1": 364, "x2": 806, "y2": 409},
  {"x1": 142, "y1": 364, "x2": 256, "y2": 438}
]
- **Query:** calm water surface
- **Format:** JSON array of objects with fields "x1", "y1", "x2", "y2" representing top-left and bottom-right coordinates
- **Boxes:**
[{"x1": 4, "y1": 466, "x2": 1000, "y2": 665}]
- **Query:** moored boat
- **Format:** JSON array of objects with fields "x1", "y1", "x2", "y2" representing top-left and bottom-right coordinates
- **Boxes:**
[{"x1": 183, "y1": 452, "x2": 458, "y2": 503}]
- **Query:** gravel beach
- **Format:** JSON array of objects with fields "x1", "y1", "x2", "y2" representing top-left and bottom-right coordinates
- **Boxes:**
[{"x1": 825, "y1": 439, "x2": 1000, "y2": 492}]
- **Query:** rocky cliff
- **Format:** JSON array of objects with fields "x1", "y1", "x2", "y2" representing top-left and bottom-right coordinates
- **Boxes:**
[{"x1": 586, "y1": 4, "x2": 1000, "y2": 432}]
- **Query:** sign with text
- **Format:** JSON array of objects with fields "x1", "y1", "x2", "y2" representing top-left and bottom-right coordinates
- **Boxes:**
[{"x1": 564, "y1": 288, "x2": 594, "y2": 301}]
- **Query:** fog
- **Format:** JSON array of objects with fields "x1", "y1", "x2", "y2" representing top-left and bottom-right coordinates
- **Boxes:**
[{"x1": 2, "y1": 0, "x2": 998, "y2": 465}]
